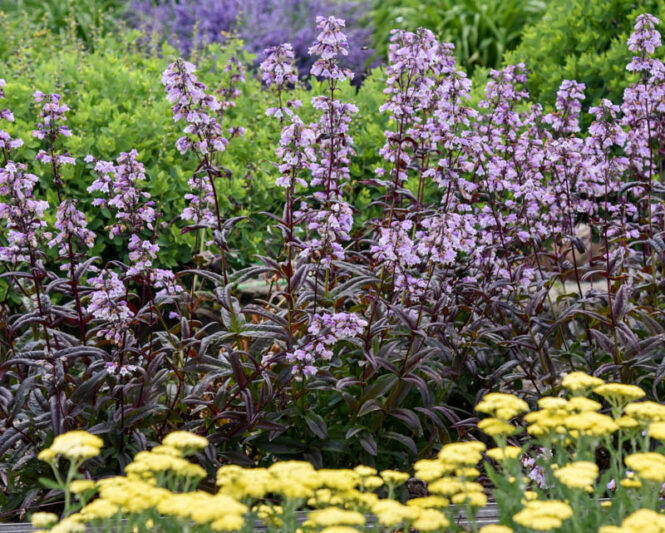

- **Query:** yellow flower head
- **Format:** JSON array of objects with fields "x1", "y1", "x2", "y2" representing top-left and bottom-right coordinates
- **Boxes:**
[
  {"x1": 620, "y1": 508, "x2": 665, "y2": 532},
  {"x1": 478, "y1": 418, "x2": 516, "y2": 437},
  {"x1": 412, "y1": 508, "x2": 450, "y2": 531},
  {"x1": 619, "y1": 471, "x2": 642, "y2": 489},
  {"x1": 648, "y1": 422, "x2": 665, "y2": 440},
  {"x1": 48, "y1": 431, "x2": 103, "y2": 461},
  {"x1": 361, "y1": 476, "x2": 384, "y2": 490},
  {"x1": 37, "y1": 447, "x2": 57, "y2": 464},
  {"x1": 380, "y1": 470, "x2": 409, "y2": 485},
  {"x1": 598, "y1": 526, "x2": 623, "y2": 533},
  {"x1": 162, "y1": 431, "x2": 208, "y2": 455},
  {"x1": 306, "y1": 507, "x2": 365, "y2": 527},
  {"x1": 486, "y1": 446, "x2": 522, "y2": 462},
  {"x1": 151, "y1": 445, "x2": 182, "y2": 457},
  {"x1": 371, "y1": 500, "x2": 418, "y2": 526},
  {"x1": 615, "y1": 416, "x2": 640, "y2": 430},
  {"x1": 537, "y1": 397, "x2": 568, "y2": 410},
  {"x1": 31, "y1": 512, "x2": 59, "y2": 528},
  {"x1": 594, "y1": 384, "x2": 645, "y2": 404},
  {"x1": 318, "y1": 526, "x2": 362, "y2": 533},
  {"x1": 413, "y1": 458, "x2": 446, "y2": 482},
  {"x1": 318, "y1": 469, "x2": 361, "y2": 491},
  {"x1": 437, "y1": 441, "x2": 486, "y2": 467},
  {"x1": 625, "y1": 452, "x2": 665, "y2": 483},
  {"x1": 354, "y1": 465, "x2": 377, "y2": 477},
  {"x1": 625, "y1": 401, "x2": 665, "y2": 423},
  {"x1": 553, "y1": 461, "x2": 598, "y2": 490},
  {"x1": 125, "y1": 451, "x2": 206, "y2": 480},
  {"x1": 561, "y1": 371, "x2": 604, "y2": 394},
  {"x1": 78, "y1": 499, "x2": 119, "y2": 521},
  {"x1": 210, "y1": 514, "x2": 245, "y2": 531},
  {"x1": 566, "y1": 396, "x2": 602, "y2": 413},
  {"x1": 479, "y1": 526, "x2": 514, "y2": 533},
  {"x1": 428, "y1": 477, "x2": 464, "y2": 496},
  {"x1": 70, "y1": 480, "x2": 96, "y2": 494},
  {"x1": 451, "y1": 491, "x2": 487, "y2": 507},
  {"x1": 565, "y1": 412, "x2": 619, "y2": 437},
  {"x1": 522, "y1": 491, "x2": 538, "y2": 501},
  {"x1": 513, "y1": 500, "x2": 573, "y2": 531},
  {"x1": 256, "y1": 505, "x2": 283, "y2": 528},
  {"x1": 407, "y1": 496, "x2": 450, "y2": 509},
  {"x1": 475, "y1": 393, "x2": 529, "y2": 421},
  {"x1": 46, "y1": 517, "x2": 85, "y2": 533}
]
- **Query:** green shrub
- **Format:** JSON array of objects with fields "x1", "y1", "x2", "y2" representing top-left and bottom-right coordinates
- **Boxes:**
[
  {"x1": 0, "y1": 0, "x2": 126, "y2": 48},
  {"x1": 504, "y1": 0, "x2": 665, "y2": 110},
  {"x1": 372, "y1": 0, "x2": 548, "y2": 74}
]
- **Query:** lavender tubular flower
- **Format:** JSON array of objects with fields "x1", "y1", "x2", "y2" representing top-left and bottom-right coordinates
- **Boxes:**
[
  {"x1": 162, "y1": 59, "x2": 229, "y2": 232},
  {"x1": 261, "y1": 43, "x2": 298, "y2": 89},
  {"x1": 87, "y1": 270, "x2": 133, "y2": 345},
  {"x1": 0, "y1": 79, "x2": 24, "y2": 157},
  {"x1": 87, "y1": 150, "x2": 155, "y2": 238},
  {"x1": 48, "y1": 200, "x2": 95, "y2": 266},
  {"x1": 0, "y1": 161, "x2": 50, "y2": 265}
]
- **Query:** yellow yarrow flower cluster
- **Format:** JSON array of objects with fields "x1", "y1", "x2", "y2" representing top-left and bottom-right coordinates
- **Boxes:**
[
  {"x1": 476, "y1": 393, "x2": 529, "y2": 420},
  {"x1": 38, "y1": 431, "x2": 103, "y2": 463},
  {"x1": 625, "y1": 401, "x2": 665, "y2": 424},
  {"x1": 479, "y1": 526, "x2": 514, "y2": 533},
  {"x1": 486, "y1": 446, "x2": 522, "y2": 462},
  {"x1": 624, "y1": 452, "x2": 665, "y2": 483},
  {"x1": 565, "y1": 411, "x2": 618, "y2": 437},
  {"x1": 561, "y1": 371, "x2": 604, "y2": 395},
  {"x1": 599, "y1": 509, "x2": 665, "y2": 533},
  {"x1": 524, "y1": 398, "x2": 569, "y2": 439},
  {"x1": 552, "y1": 461, "x2": 598, "y2": 491},
  {"x1": 31, "y1": 512, "x2": 59, "y2": 528},
  {"x1": 648, "y1": 421, "x2": 665, "y2": 440},
  {"x1": 305, "y1": 507, "x2": 366, "y2": 527},
  {"x1": 161, "y1": 431, "x2": 208, "y2": 455},
  {"x1": 125, "y1": 450, "x2": 206, "y2": 481},
  {"x1": 594, "y1": 384, "x2": 645, "y2": 412},
  {"x1": 513, "y1": 500, "x2": 573, "y2": 531}
]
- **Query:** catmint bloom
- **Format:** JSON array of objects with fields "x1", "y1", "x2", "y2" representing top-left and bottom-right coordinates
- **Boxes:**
[{"x1": 87, "y1": 270, "x2": 133, "y2": 345}]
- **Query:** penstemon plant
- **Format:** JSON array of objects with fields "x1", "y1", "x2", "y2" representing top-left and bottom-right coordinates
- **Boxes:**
[{"x1": 1, "y1": 12, "x2": 665, "y2": 518}]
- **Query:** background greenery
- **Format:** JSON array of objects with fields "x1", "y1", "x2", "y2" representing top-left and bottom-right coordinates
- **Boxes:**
[{"x1": 504, "y1": 0, "x2": 665, "y2": 112}]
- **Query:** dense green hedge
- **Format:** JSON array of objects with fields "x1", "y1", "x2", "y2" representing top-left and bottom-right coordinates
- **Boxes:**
[
  {"x1": 372, "y1": 0, "x2": 548, "y2": 74},
  {"x1": 504, "y1": 0, "x2": 665, "y2": 110}
]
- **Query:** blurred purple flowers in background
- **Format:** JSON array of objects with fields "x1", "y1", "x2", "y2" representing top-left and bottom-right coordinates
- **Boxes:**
[{"x1": 128, "y1": 0, "x2": 376, "y2": 78}]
